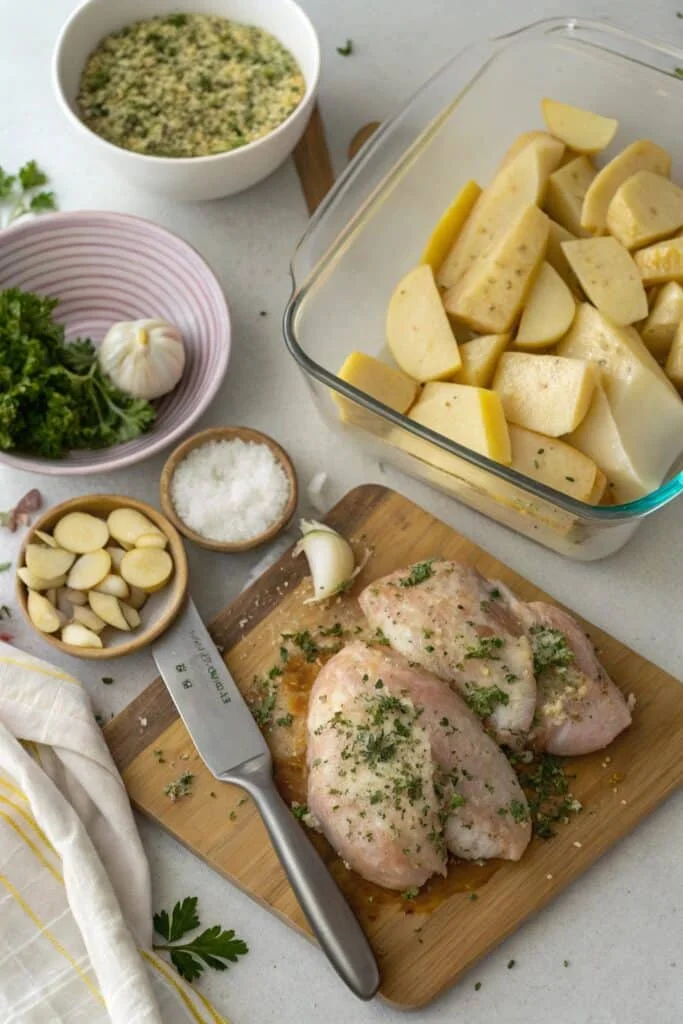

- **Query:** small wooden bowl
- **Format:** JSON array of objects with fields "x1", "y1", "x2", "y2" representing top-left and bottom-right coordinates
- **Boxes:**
[
  {"x1": 16, "y1": 495, "x2": 188, "y2": 661},
  {"x1": 159, "y1": 426, "x2": 298, "y2": 553}
]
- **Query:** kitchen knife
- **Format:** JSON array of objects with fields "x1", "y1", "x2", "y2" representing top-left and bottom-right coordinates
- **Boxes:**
[{"x1": 152, "y1": 598, "x2": 380, "y2": 1001}]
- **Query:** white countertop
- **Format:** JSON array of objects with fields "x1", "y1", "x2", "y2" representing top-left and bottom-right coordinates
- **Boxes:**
[{"x1": 1, "y1": 1, "x2": 682, "y2": 1021}]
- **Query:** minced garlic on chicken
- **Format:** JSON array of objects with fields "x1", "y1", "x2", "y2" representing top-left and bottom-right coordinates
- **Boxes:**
[{"x1": 77, "y1": 13, "x2": 306, "y2": 158}]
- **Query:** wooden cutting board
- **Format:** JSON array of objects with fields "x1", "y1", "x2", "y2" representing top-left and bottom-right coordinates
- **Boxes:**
[{"x1": 105, "y1": 484, "x2": 683, "y2": 1009}]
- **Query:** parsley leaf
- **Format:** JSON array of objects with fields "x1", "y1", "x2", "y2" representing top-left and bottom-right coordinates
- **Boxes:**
[
  {"x1": 153, "y1": 897, "x2": 248, "y2": 982},
  {"x1": 0, "y1": 169, "x2": 16, "y2": 199},
  {"x1": 398, "y1": 561, "x2": 434, "y2": 587},
  {"x1": 464, "y1": 684, "x2": 509, "y2": 718},
  {"x1": 18, "y1": 160, "x2": 48, "y2": 190},
  {"x1": 337, "y1": 39, "x2": 354, "y2": 56},
  {"x1": 0, "y1": 562, "x2": 11, "y2": 573},
  {"x1": 29, "y1": 191, "x2": 57, "y2": 213},
  {"x1": 465, "y1": 636, "x2": 504, "y2": 660},
  {"x1": 529, "y1": 626, "x2": 575, "y2": 675}
]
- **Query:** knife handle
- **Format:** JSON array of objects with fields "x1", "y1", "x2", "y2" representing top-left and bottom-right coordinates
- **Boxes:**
[{"x1": 227, "y1": 759, "x2": 380, "y2": 1001}]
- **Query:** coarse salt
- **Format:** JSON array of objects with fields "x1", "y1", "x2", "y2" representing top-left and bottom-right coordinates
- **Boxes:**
[{"x1": 171, "y1": 439, "x2": 290, "y2": 543}]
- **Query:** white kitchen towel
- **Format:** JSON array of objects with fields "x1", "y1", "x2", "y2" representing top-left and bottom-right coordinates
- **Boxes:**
[{"x1": 0, "y1": 641, "x2": 227, "y2": 1024}]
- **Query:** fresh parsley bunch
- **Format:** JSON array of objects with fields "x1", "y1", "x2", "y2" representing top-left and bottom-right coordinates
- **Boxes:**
[
  {"x1": 153, "y1": 896, "x2": 248, "y2": 982},
  {"x1": 0, "y1": 288, "x2": 156, "y2": 457}
]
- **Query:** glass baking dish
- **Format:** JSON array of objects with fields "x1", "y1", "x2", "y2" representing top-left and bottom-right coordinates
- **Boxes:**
[{"x1": 284, "y1": 17, "x2": 683, "y2": 560}]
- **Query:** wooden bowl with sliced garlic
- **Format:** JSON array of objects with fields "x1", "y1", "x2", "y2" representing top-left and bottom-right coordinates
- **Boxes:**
[{"x1": 16, "y1": 495, "x2": 188, "y2": 660}]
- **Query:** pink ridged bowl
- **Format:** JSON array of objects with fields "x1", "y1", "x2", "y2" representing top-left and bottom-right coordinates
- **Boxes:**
[{"x1": 0, "y1": 210, "x2": 231, "y2": 475}]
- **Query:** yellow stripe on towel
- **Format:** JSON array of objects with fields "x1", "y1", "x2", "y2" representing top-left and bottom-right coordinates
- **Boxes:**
[
  {"x1": 142, "y1": 950, "x2": 228, "y2": 1024},
  {"x1": 0, "y1": 654, "x2": 80, "y2": 685},
  {"x1": 0, "y1": 810, "x2": 63, "y2": 883}
]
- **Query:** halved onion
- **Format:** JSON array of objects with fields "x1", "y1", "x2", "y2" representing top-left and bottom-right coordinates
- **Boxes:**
[{"x1": 293, "y1": 519, "x2": 360, "y2": 604}]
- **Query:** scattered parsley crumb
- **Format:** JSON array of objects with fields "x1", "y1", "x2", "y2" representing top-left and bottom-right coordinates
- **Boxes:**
[
  {"x1": 153, "y1": 749, "x2": 165, "y2": 763},
  {"x1": 398, "y1": 561, "x2": 434, "y2": 588},
  {"x1": 229, "y1": 810, "x2": 237, "y2": 821},
  {"x1": 0, "y1": 562, "x2": 11, "y2": 573},
  {"x1": 164, "y1": 772, "x2": 195, "y2": 801},
  {"x1": 276, "y1": 713, "x2": 294, "y2": 728},
  {"x1": 468, "y1": 892, "x2": 478, "y2": 902},
  {"x1": 101, "y1": 676, "x2": 114, "y2": 685},
  {"x1": 210, "y1": 791, "x2": 217, "y2": 799},
  {"x1": 563, "y1": 959, "x2": 569, "y2": 968},
  {"x1": 402, "y1": 887, "x2": 419, "y2": 900},
  {"x1": 507, "y1": 959, "x2": 516, "y2": 969},
  {"x1": 474, "y1": 981, "x2": 482, "y2": 991},
  {"x1": 238, "y1": 798, "x2": 248, "y2": 807},
  {"x1": 336, "y1": 39, "x2": 353, "y2": 56}
]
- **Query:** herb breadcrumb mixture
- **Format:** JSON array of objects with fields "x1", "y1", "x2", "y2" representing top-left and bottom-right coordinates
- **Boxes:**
[{"x1": 77, "y1": 13, "x2": 306, "y2": 158}]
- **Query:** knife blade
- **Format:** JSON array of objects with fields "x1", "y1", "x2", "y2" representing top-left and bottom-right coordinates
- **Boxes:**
[{"x1": 153, "y1": 598, "x2": 380, "y2": 1001}]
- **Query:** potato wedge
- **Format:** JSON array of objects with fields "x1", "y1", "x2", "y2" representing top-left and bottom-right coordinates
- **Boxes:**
[
  {"x1": 120, "y1": 602, "x2": 141, "y2": 630},
  {"x1": 493, "y1": 352, "x2": 598, "y2": 436},
  {"x1": 606, "y1": 171, "x2": 683, "y2": 250},
  {"x1": 452, "y1": 334, "x2": 509, "y2": 388},
  {"x1": 17, "y1": 568, "x2": 67, "y2": 592},
  {"x1": 588, "y1": 469, "x2": 608, "y2": 505},
  {"x1": 387, "y1": 265, "x2": 461, "y2": 381},
  {"x1": 581, "y1": 139, "x2": 671, "y2": 234},
  {"x1": 72, "y1": 605, "x2": 107, "y2": 634},
  {"x1": 437, "y1": 134, "x2": 563, "y2": 288},
  {"x1": 557, "y1": 302, "x2": 675, "y2": 393},
  {"x1": 634, "y1": 235, "x2": 683, "y2": 285},
  {"x1": 404, "y1": 382, "x2": 511, "y2": 463},
  {"x1": 561, "y1": 237, "x2": 647, "y2": 325},
  {"x1": 640, "y1": 282, "x2": 683, "y2": 360},
  {"x1": 106, "y1": 546, "x2": 126, "y2": 572},
  {"x1": 444, "y1": 204, "x2": 549, "y2": 333},
  {"x1": 62, "y1": 586, "x2": 88, "y2": 606},
  {"x1": 120, "y1": 548, "x2": 173, "y2": 592},
  {"x1": 61, "y1": 623, "x2": 103, "y2": 649},
  {"x1": 544, "y1": 156, "x2": 596, "y2": 236},
  {"x1": 94, "y1": 574, "x2": 130, "y2": 599},
  {"x1": 421, "y1": 180, "x2": 482, "y2": 274},
  {"x1": 559, "y1": 305, "x2": 683, "y2": 492},
  {"x1": 25, "y1": 545, "x2": 76, "y2": 580},
  {"x1": 334, "y1": 352, "x2": 418, "y2": 424},
  {"x1": 27, "y1": 591, "x2": 62, "y2": 634},
  {"x1": 508, "y1": 423, "x2": 601, "y2": 502},
  {"x1": 53, "y1": 512, "x2": 109, "y2": 554},
  {"x1": 66, "y1": 549, "x2": 111, "y2": 592},
  {"x1": 88, "y1": 591, "x2": 130, "y2": 631},
  {"x1": 107, "y1": 508, "x2": 164, "y2": 548},
  {"x1": 127, "y1": 586, "x2": 148, "y2": 611},
  {"x1": 34, "y1": 530, "x2": 58, "y2": 548},
  {"x1": 566, "y1": 385, "x2": 659, "y2": 502},
  {"x1": 546, "y1": 220, "x2": 582, "y2": 294},
  {"x1": 665, "y1": 321, "x2": 683, "y2": 391},
  {"x1": 541, "y1": 99, "x2": 618, "y2": 154},
  {"x1": 515, "y1": 262, "x2": 576, "y2": 348}
]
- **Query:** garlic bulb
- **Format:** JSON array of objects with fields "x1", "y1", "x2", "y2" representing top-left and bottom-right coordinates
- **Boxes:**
[{"x1": 98, "y1": 319, "x2": 185, "y2": 400}]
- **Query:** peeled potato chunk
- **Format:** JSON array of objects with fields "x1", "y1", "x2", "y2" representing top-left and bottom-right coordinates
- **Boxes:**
[
  {"x1": 452, "y1": 334, "x2": 510, "y2": 388},
  {"x1": 67, "y1": 549, "x2": 111, "y2": 592},
  {"x1": 61, "y1": 622, "x2": 103, "y2": 649},
  {"x1": 106, "y1": 546, "x2": 126, "y2": 572},
  {"x1": 135, "y1": 533, "x2": 168, "y2": 550},
  {"x1": 53, "y1": 512, "x2": 110, "y2": 554},
  {"x1": 437, "y1": 133, "x2": 563, "y2": 288},
  {"x1": 493, "y1": 352, "x2": 598, "y2": 436},
  {"x1": 546, "y1": 220, "x2": 582, "y2": 293},
  {"x1": 606, "y1": 171, "x2": 683, "y2": 250},
  {"x1": 640, "y1": 282, "x2": 683, "y2": 361},
  {"x1": 88, "y1": 591, "x2": 130, "y2": 631},
  {"x1": 126, "y1": 586, "x2": 148, "y2": 611},
  {"x1": 421, "y1": 179, "x2": 482, "y2": 274},
  {"x1": 25, "y1": 544, "x2": 76, "y2": 581},
  {"x1": 334, "y1": 352, "x2": 418, "y2": 424},
  {"x1": 406, "y1": 382, "x2": 511, "y2": 464},
  {"x1": 541, "y1": 99, "x2": 618, "y2": 154},
  {"x1": 120, "y1": 602, "x2": 141, "y2": 630},
  {"x1": 508, "y1": 423, "x2": 601, "y2": 502},
  {"x1": 34, "y1": 530, "x2": 58, "y2": 548},
  {"x1": 634, "y1": 236, "x2": 683, "y2": 285},
  {"x1": 27, "y1": 591, "x2": 62, "y2": 634},
  {"x1": 94, "y1": 574, "x2": 130, "y2": 599},
  {"x1": 107, "y1": 508, "x2": 164, "y2": 549},
  {"x1": 515, "y1": 262, "x2": 576, "y2": 348},
  {"x1": 62, "y1": 586, "x2": 88, "y2": 606},
  {"x1": 581, "y1": 139, "x2": 671, "y2": 234},
  {"x1": 387, "y1": 265, "x2": 462, "y2": 382},
  {"x1": 443, "y1": 204, "x2": 549, "y2": 333},
  {"x1": 561, "y1": 237, "x2": 647, "y2": 325},
  {"x1": 665, "y1": 322, "x2": 683, "y2": 391},
  {"x1": 120, "y1": 548, "x2": 173, "y2": 593},
  {"x1": 544, "y1": 156, "x2": 596, "y2": 236},
  {"x1": 72, "y1": 605, "x2": 106, "y2": 634},
  {"x1": 17, "y1": 568, "x2": 67, "y2": 592}
]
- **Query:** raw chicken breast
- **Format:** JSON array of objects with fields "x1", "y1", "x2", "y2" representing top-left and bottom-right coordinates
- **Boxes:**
[
  {"x1": 307, "y1": 641, "x2": 531, "y2": 890},
  {"x1": 359, "y1": 561, "x2": 537, "y2": 748},
  {"x1": 512, "y1": 599, "x2": 632, "y2": 756}
]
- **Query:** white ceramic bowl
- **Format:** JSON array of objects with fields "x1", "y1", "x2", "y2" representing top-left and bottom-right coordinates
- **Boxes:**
[{"x1": 52, "y1": 0, "x2": 320, "y2": 201}]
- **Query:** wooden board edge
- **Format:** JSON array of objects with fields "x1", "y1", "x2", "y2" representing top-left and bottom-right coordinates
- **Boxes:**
[{"x1": 105, "y1": 484, "x2": 391, "y2": 770}]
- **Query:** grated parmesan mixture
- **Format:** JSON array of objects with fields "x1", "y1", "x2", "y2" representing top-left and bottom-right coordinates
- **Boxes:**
[{"x1": 171, "y1": 438, "x2": 290, "y2": 542}]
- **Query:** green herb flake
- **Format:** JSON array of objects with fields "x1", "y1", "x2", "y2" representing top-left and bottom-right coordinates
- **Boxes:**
[
  {"x1": 507, "y1": 959, "x2": 516, "y2": 969},
  {"x1": 468, "y1": 893, "x2": 478, "y2": 902},
  {"x1": 450, "y1": 793, "x2": 466, "y2": 811},
  {"x1": 489, "y1": 587, "x2": 501, "y2": 600},
  {"x1": 101, "y1": 676, "x2": 114, "y2": 685},
  {"x1": 164, "y1": 772, "x2": 195, "y2": 801},
  {"x1": 153, "y1": 749, "x2": 165, "y2": 763},
  {"x1": 464, "y1": 636, "x2": 504, "y2": 660},
  {"x1": 509, "y1": 799, "x2": 529, "y2": 824},
  {"x1": 319, "y1": 622, "x2": 344, "y2": 637},
  {"x1": 336, "y1": 39, "x2": 354, "y2": 56},
  {"x1": 275, "y1": 713, "x2": 294, "y2": 728},
  {"x1": 529, "y1": 626, "x2": 575, "y2": 676},
  {"x1": 563, "y1": 959, "x2": 570, "y2": 968},
  {"x1": 0, "y1": 562, "x2": 11, "y2": 573},
  {"x1": 565, "y1": 475, "x2": 575, "y2": 483},
  {"x1": 0, "y1": 605, "x2": 11, "y2": 620},
  {"x1": 402, "y1": 887, "x2": 419, "y2": 900},
  {"x1": 373, "y1": 627, "x2": 391, "y2": 647},
  {"x1": 474, "y1": 981, "x2": 482, "y2": 991},
  {"x1": 398, "y1": 561, "x2": 435, "y2": 588},
  {"x1": 281, "y1": 630, "x2": 319, "y2": 662},
  {"x1": 675, "y1": 67, "x2": 683, "y2": 78},
  {"x1": 464, "y1": 685, "x2": 510, "y2": 719},
  {"x1": 291, "y1": 802, "x2": 309, "y2": 820},
  {"x1": 153, "y1": 895, "x2": 248, "y2": 982}
]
